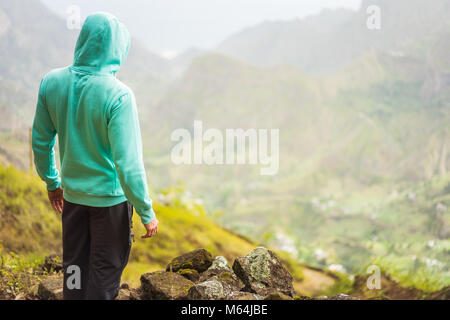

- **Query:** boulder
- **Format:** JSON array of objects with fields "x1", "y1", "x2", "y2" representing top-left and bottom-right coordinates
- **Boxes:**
[
  {"x1": 140, "y1": 271, "x2": 194, "y2": 300},
  {"x1": 232, "y1": 247, "x2": 296, "y2": 297},
  {"x1": 187, "y1": 279, "x2": 225, "y2": 300},
  {"x1": 177, "y1": 268, "x2": 200, "y2": 282},
  {"x1": 199, "y1": 270, "x2": 244, "y2": 297},
  {"x1": 200, "y1": 256, "x2": 244, "y2": 294},
  {"x1": 166, "y1": 248, "x2": 213, "y2": 273},
  {"x1": 38, "y1": 275, "x2": 63, "y2": 300},
  {"x1": 41, "y1": 254, "x2": 63, "y2": 273},
  {"x1": 208, "y1": 256, "x2": 230, "y2": 271}
]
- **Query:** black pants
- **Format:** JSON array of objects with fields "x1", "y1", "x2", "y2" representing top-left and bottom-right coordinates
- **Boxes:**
[{"x1": 62, "y1": 200, "x2": 133, "y2": 300}]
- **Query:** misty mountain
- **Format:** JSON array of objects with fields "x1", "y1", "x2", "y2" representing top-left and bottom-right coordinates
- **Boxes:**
[
  {"x1": 0, "y1": 0, "x2": 76, "y2": 128},
  {"x1": 217, "y1": 0, "x2": 450, "y2": 74},
  {"x1": 142, "y1": 0, "x2": 450, "y2": 282},
  {"x1": 0, "y1": 0, "x2": 171, "y2": 129},
  {"x1": 149, "y1": 47, "x2": 450, "y2": 282},
  {"x1": 152, "y1": 47, "x2": 449, "y2": 185}
]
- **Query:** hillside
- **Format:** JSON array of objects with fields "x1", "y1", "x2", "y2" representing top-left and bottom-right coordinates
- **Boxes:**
[
  {"x1": 0, "y1": 164, "x2": 344, "y2": 297},
  {"x1": 144, "y1": 38, "x2": 450, "y2": 290},
  {"x1": 148, "y1": 46, "x2": 449, "y2": 198},
  {"x1": 2, "y1": 165, "x2": 448, "y2": 300}
]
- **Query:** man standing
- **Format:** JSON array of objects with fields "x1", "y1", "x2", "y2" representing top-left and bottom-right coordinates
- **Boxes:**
[{"x1": 32, "y1": 12, "x2": 158, "y2": 300}]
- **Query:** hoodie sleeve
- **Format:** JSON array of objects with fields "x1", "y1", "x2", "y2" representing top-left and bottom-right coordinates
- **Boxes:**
[
  {"x1": 107, "y1": 91, "x2": 156, "y2": 225},
  {"x1": 32, "y1": 79, "x2": 61, "y2": 191}
]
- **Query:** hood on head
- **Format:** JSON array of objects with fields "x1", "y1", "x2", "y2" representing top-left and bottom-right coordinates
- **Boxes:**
[{"x1": 73, "y1": 12, "x2": 130, "y2": 74}]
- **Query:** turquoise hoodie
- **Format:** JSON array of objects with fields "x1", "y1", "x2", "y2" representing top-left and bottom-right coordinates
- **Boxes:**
[{"x1": 32, "y1": 12, "x2": 155, "y2": 224}]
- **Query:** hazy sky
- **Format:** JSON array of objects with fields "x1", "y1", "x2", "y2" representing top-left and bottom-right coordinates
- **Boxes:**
[{"x1": 41, "y1": 0, "x2": 362, "y2": 56}]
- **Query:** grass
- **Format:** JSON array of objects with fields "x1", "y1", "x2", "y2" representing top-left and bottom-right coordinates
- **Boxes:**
[
  {"x1": 0, "y1": 249, "x2": 48, "y2": 298},
  {"x1": 0, "y1": 164, "x2": 61, "y2": 254}
]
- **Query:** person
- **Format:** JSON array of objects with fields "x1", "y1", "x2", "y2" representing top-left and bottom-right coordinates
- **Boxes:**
[{"x1": 32, "y1": 12, "x2": 158, "y2": 300}]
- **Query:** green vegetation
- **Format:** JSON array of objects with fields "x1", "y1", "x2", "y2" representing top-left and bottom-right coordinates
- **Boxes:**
[
  {"x1": 0, "y1": 164, "x2": 61, "y2": 254},
  {"x1": 0, "y1": 251, "x2": 46, "y2": 299},
  {"x1": 0, "y1": 164, "x2": 308, "y2": 294}
]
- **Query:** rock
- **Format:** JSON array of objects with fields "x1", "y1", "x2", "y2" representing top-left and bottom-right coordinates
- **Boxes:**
[
  {"x1": 166, "y1": 248, "x2": 213, "y2": 273},
  {"x1": 227, "y1": 291, "x2": 262, "y2": 300},
  {"x1": 116, "y1": 288, "x2": 132, "y2": 300},
  {"x1": 14, "y1": 293, "x2": 27, "y2": 300},
  {"x1": 232, "y1": 247, "x2": 296, "y2": 297},
  {"x1": 199, "y1": 271, "x2": 244, "y2": 297},
  {"x1": 177, "y1": 268, "x2": 200, "y2": 282},
  {"x1": 328, "y1": 293, "x2": 360, "y2": 300},
  {"x1": 198, "y1": 256, "x2": 244, "y2": 296},
  {"x1": 140, "y1": 271, "x2": 194, "y2": 300},
  {"x1": 116, "y1": 288, "x2": 141, "y2": 300},
  {"x1": 29, "y1": 284, "x2": 39, "y2": 297},
  {"x1": 187, "y1": 279, "x2": 225, "y2": 300},
  {"x1": 38, "y1": 275, "x2": 63, "y2": 300},
  {"x1": 130, "y1": 289, "x2": 142, "y2": 300},
  {"x1": 115, "y1": 283, "x2": 141, "y2": 300},
  {"x1": 208, "y1": 256, "x2": 231, "y2": 271},
  {"x1": 263, "y1": 290, "x2": 293, "y2": 300},
  {"x1": 42, "y1": 254, "x2": 63, "y2": 273}
]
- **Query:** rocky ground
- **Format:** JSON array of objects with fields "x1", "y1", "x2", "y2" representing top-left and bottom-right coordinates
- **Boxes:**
[
  {"x1": 7, "y1": 247, "x2": 448, "y2": 300},
  {"x1": 34, "y1": 247, "x2": 359, "y2": 300}
]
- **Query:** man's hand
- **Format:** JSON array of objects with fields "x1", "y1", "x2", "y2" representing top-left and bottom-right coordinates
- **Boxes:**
[
  {"x1": 48, "y1": 187, "x2": 64, "y2": 213},
  {"x1": 142, "y1": 217, "x2": 159, "y2": 239}
]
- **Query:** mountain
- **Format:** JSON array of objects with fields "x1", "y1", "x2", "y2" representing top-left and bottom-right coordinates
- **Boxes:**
[
  {"x1": 0, "y1": 0, "x2": 175, "y2": 172},
  {"x1": 150, "y1": 45, "x2": 450, "y2": 188},
  {"x1": 0, "y1": 0, "x2": 76, "y2": 128},
  {"x1": 142, "y1": 1, "x2": 450, "y2": 290},
  {"x1": 0, "y1": 0, "x2": 171, "y2": 131},
  {"x1": 217, "y1": 0, "x2": 450, "y2": 74}
]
